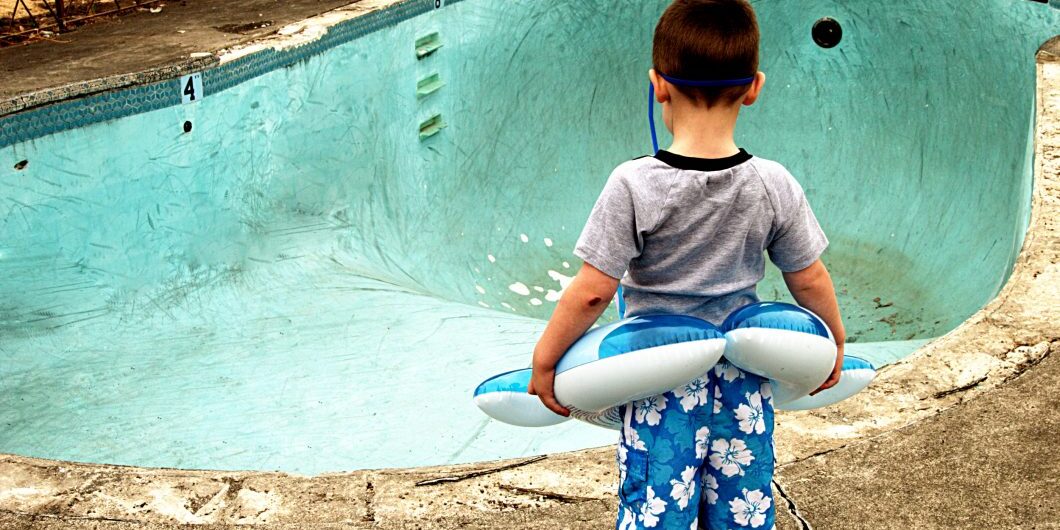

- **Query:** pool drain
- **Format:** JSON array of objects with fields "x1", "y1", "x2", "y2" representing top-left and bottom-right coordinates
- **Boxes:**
[
  {"x1": 813, "y1": 17, "x2": 842, "y2": 48},
  {"x1": 183, "y1": 121, "x2": 193, "y2": 133}
]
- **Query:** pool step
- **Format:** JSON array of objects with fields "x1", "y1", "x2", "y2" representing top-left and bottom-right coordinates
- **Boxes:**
[
  {"x1": 417, "y1": 73, "x2": 445, "y2": 100},
  {"x1": 415, "y1": 32, "x2": 442, "y2": 60},
  {"x1": 419, "y1": 113, "x2": 446, "y2": 140},
  {"x1": 415, "y1": 29, "x2": 446, "y2": 142}
]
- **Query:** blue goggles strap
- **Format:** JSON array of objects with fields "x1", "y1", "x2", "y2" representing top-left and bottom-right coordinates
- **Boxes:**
[{"x1": 658, "y1": 72, "x2": 756, "y2": 87}]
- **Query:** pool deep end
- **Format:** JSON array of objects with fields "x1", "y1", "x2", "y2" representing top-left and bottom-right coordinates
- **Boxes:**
[{"x1": 1, "y1": 0, "x2": 1057, "y2": 473}]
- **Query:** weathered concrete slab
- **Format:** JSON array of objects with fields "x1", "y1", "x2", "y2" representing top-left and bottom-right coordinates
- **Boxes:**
[
  {"x1": 774, "y1": 342, "x2": 1060, "y2": 529},
  {"x1": 0, "y1": 0, "x2": 359, "y2": 102}
]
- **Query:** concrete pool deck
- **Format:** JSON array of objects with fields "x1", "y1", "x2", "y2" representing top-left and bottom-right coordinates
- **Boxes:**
[
  {"x1": 0, "y1": 0, "x2": 360, "y2": 115},
  {"x1": 1, "y1": 3, "x2": 1059, "y2": 528}
]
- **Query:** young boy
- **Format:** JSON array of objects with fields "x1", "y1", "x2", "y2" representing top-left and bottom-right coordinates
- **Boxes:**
[{"x1": 527, "y1": 1, "x2": 846, "y2": 528}]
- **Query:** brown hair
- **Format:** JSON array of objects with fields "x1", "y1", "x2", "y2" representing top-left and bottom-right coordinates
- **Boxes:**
[{"x1": 652, "y1": 0, "x2": 760, "y2": 107}]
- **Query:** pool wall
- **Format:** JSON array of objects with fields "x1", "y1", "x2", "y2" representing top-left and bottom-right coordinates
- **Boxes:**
[{"x1": 3, "y1": 0, "x2": 1057, "y2": 347}]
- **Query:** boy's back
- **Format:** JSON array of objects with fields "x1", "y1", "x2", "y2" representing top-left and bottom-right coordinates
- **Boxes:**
[
  {"x1": 527, "y1": 1, "x2": 846, "y2": 528},
  {"x1": 575, "y1": 149, "x2": 828, "y2": 325}
]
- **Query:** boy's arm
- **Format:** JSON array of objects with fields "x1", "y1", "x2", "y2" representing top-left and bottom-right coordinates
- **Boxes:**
[
  {"x1": 528, "y1": 262, "x2": 619, "y2": 416},
  {"x1": 782, "y1": 258, "x2": 846, "y2": 395}
]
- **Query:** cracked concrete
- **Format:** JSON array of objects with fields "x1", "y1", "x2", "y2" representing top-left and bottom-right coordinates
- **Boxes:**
[
  {"x1": 771, "y1": 480, "x2": 812, "y2": 530},
  {"x1": 0, "y1": 3, "x2": 1058, "y2": 529}
]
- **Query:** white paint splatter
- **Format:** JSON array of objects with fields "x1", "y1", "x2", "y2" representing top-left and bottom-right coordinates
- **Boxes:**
[
  {"x1": 530, "y1": 298, "x2": 543, "y2": 306},
  {"x1": 487, "y1": 254, "x2": 496, "y2": 263},
  {"x1": 475, "y1": 285, "x2": 486, "y2": 294},
  {"x1": 508, "y1": 282, "x2": 531, "y2": 296},
  {"x1": 562, "y1": 261, "x2": 570, "y2": 269},
  {"x1": 520, "y1": 234, "x2": 529, "y2": 243},
  {"x1": 544, "y1": 238, "x2": 553, "y2": 247},
  {"x1": 546, "y1": 270, "x2": 575, "y2": 302},
  {"x1": 533, "y1": 286, "x2": 545, "y2": 292},
  {"x1": 501, "y1": 302, "x2": 515, "y2": 311},
  {"x1": 478, "y1": 301, "x2": 491, "y2": 308}
]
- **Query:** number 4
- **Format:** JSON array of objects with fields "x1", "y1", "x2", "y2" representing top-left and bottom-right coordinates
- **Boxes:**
[
  {"x1": 179, "y1": 73, "x2": 203, "y2": 105},
  {"x1": 183, "y1": 77, "x2": 196, "y2": 101}
]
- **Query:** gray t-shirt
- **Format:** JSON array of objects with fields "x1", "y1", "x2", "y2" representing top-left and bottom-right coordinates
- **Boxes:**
[{"x1": 574, "y1": 149, "x2": 828, "y2": 325}]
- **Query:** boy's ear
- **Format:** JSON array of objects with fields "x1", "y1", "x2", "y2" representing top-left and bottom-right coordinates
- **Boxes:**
[
  {"x1": 743, "y1": 71, "x2": 767, "y2": 106},
  {"x1": 649, "y1": 68, "x2": 670, "y2": 103}
]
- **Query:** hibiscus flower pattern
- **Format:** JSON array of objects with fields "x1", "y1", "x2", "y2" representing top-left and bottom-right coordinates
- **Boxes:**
[
  {"x1": 714, "y1": 361, "x2": 745, "y2": 383},
  {"x1": 668, "y1": 466, "x2": 697, "y2": 510},
  {"x1": 729, "y1": 488, "x2": 772, "y2": 528},
  {"x1": 673, "y1": 375, "x2": 710, "y2": 412},
  {"x1": 640, "y1": 486, "x2": 668, "y2": 527},
  {"x1": 616, "y1": 360, "x2": 774, "y2": 530},
  {"x1": 694, "y1": 426, "x2": 710, "y2": 459},
  {"x1": 701, "y1": 473, "x2": 719, "y2": 505},
  {"x1": 634, "y1": 395, "x2": 668, "y2": 426},
  {"x1": 709, "y1": 438, "x2": 754, "y2": 477},
  {"x1": 734, "y1": 391, "x2": 766, "y2": 435}
]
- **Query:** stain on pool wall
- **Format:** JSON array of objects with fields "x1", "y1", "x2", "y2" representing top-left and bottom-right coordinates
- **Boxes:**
[{"x1": 0, "y1": 0, "x2": 1057, "y2": 473}]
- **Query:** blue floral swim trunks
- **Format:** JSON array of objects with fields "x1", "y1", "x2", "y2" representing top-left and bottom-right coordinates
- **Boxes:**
[{"x1": 616, "y1": 359, "x2": 776, "y2": 530}]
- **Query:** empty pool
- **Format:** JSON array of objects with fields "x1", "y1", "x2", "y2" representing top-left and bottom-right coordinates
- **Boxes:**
[{"x1": 1, "y1": 0, "x2": 1057, "y2": 473}]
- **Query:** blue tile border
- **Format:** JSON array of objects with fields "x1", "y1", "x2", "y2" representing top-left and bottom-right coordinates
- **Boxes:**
[{"x1": 0, "y1": 0, "x2": 445, "y2": 149}]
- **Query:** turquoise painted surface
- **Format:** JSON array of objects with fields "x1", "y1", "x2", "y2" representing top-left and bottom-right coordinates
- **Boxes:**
[{"x1": 0, "y1": 0, "x2": 1056, "y2": 473}]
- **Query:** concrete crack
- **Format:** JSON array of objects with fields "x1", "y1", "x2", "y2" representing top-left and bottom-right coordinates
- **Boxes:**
[
  {"x1": 772, "y1": 479, "x2": 813, "y2": 530},
  {"x1": 497, "y1": 484, "x2": 600, "y2": 503},
  {"x1": 363, "y1": 480, "x2": 376, "y2": 523},
  {"x1": 932, "y1": 374, "x2": 989, "y2": 399}
]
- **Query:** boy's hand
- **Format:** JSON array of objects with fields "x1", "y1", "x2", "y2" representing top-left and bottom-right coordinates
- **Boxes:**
[
  {"x1": 527, "y1": 364, "x2": 570, "y2": 417},
  {"x1": 782, "y1": 259, "x2": 847, "y2": 398},
  {"x1": 526, "y1": 262, "x2": 618, "y2": 418},
  {"x1": 809, "y1": 344, "x2": 843, "y2": 396}
]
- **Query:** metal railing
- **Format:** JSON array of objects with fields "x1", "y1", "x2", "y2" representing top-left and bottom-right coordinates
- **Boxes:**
[{"x1": 2, "y1": 0, "x2": 165, "y2": 44}]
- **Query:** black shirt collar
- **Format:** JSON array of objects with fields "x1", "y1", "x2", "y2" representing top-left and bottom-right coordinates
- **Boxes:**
[{"x1": 653, "y1": 148, "x2": 752, "y2": 172}]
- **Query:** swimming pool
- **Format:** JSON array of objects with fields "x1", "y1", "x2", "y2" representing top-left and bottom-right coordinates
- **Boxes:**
[{"x1": 1, "y1": 0, "x2": 1057, "y2": 474}]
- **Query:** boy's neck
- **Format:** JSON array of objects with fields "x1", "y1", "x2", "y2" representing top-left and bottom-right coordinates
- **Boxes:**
[{"x1": 664, "y1": 100, "x2": 742, "y2": 159}]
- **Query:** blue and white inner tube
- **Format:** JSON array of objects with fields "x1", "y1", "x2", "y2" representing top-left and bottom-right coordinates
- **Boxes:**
[
  {"x1": 473, "y1": 368, "x2": 570, "y2": 428},
  {"x1": 777, "y1": 355, "x2": 876, "y2": 411},
  {"x1": 474, "y1": 315, "x2": 726, "y2": 428},
  {"x1": 474, "y1": 303, "x2": 878, "y2": 430},
  {"x1": 553, "y1": 315, "x2": 726, "y2": 414},
  {"x1": 722, "y1": 302, "x2": 838, "y2": 406}
]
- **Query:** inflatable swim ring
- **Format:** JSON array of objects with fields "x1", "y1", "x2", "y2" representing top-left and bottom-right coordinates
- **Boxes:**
[
  {"x1": 722, "y1": 302, "x2": 837, "y2": 405},
  {"x1": 474, "y1": 315, "x2": 725, "y2": 427},
  {"x1": 474, "y1": 303, "x2": 877, "y2": 429}
]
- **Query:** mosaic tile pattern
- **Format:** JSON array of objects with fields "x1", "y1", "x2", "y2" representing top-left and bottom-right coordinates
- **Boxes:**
[{"x1": 0, "y1": 0, "x2": 447, "y2": 149}]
